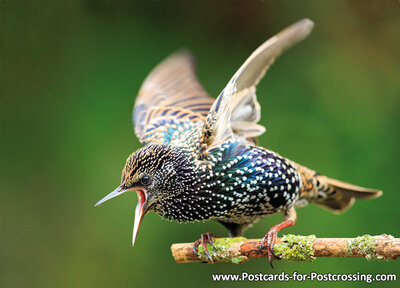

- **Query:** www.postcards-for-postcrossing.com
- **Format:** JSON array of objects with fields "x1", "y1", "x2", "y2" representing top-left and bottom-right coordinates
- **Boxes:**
[{"x1": 211, "y1": 271, "x2": 397, "y2": 283}]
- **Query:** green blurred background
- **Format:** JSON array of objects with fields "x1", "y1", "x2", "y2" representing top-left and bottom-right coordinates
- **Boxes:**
[{"x1": 2, "y1": 0, "x2": 400, "y2": 287}]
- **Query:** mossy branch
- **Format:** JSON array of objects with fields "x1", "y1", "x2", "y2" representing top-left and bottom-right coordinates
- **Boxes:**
[{"x1": 171, "y1": 234, "x2": 399, "y2": 264}]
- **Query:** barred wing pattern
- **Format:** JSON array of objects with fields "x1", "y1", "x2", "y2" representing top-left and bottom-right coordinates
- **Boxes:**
[
  {"x1": 133, "y1": 51, "x2": 214, "y2": 144},
  {"x1": 202, "y1": 19, "x2": 314, "y2": 148}
]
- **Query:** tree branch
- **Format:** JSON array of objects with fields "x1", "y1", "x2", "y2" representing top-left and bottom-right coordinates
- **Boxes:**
[{"x1": 171, "y1": 234, "x2": 399, "y2": 264}]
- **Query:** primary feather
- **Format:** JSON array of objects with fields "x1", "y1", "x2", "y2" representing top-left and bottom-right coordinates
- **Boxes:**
[{"x1": 201, "y1": 19, "x2": 314, "y2": 148}]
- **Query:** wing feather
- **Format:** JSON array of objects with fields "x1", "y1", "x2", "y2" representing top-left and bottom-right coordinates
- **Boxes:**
[
  {"x1": 202, "y1": 19, "x2": 314, "y2": 148},
  {"x1": 133, "y1": 51, "x2": 214, "y2": 144}
]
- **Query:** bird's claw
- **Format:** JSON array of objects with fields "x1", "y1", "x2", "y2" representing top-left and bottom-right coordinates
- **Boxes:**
[
  {"x1": 259, "y1": 228, "x2": 280, "y2": 268},
  {"x1": 192, "y1": 232, "x2": 218, "y2": 263}
]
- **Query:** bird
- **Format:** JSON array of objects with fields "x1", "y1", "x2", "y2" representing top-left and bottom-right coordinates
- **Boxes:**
[{"x1": 95, "y1": 19, "x2": 382, "y2": 265}]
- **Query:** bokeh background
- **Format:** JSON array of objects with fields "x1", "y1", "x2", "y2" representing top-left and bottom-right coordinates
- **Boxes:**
[{"x1": 2, "y1": 0, "x2": 400, "y2": 287}]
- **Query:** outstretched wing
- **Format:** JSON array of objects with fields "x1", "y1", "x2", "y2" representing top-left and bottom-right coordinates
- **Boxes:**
[
  {"x1": 133, "y1": 51, "x2": 214, "y2": 144},
  {"x1": 201, "y1": 19, "x2": 314, "y2": 148}
]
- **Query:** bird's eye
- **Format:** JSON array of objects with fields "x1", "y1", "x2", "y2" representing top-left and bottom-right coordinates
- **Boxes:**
[{"x1": 141, "y1": 176, "x2": 151, "y2": 185}]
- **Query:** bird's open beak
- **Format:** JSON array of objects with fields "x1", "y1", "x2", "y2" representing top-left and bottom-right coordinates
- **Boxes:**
[{"x1": 95, "y1": 186, "x2": 149, "y2": 247}]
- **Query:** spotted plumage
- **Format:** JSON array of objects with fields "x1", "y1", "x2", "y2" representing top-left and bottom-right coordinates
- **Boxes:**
[{"x1": 96, "y1": 19, "x2": 382, "y2": 264}]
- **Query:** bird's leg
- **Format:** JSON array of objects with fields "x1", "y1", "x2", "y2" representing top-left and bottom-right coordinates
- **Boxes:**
[
  {"x1": 192, "y1": 232, "x2": 219, "y2": 262},
  {"x1": 260, "y1": 206, "x2": 297, "y2": 268}
]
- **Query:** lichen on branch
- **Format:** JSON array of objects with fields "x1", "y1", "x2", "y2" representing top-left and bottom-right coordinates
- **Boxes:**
[
  {"x1": 274, "y1": 234, "x2": 316, "y2": 262},
  {"x1": 197, "y1": 237, "x2": 248, "y2": 264},
  {"x1": 346, "y1": 234, "x2": 393, "y2": 261}
]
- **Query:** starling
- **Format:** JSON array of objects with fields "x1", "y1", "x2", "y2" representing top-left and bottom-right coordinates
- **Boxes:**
[{"x1": 95, "y1": 19, "x2": 382, "y2": 264}]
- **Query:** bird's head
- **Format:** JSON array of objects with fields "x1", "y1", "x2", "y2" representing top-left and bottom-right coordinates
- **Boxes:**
[{"x1": 95, "y1": 144, "x2": 190, "y2": 247}]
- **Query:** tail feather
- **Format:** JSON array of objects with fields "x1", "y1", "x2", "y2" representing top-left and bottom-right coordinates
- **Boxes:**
[{"x1": 313, "y1": 176, "x2": 382, "y2": 214}]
